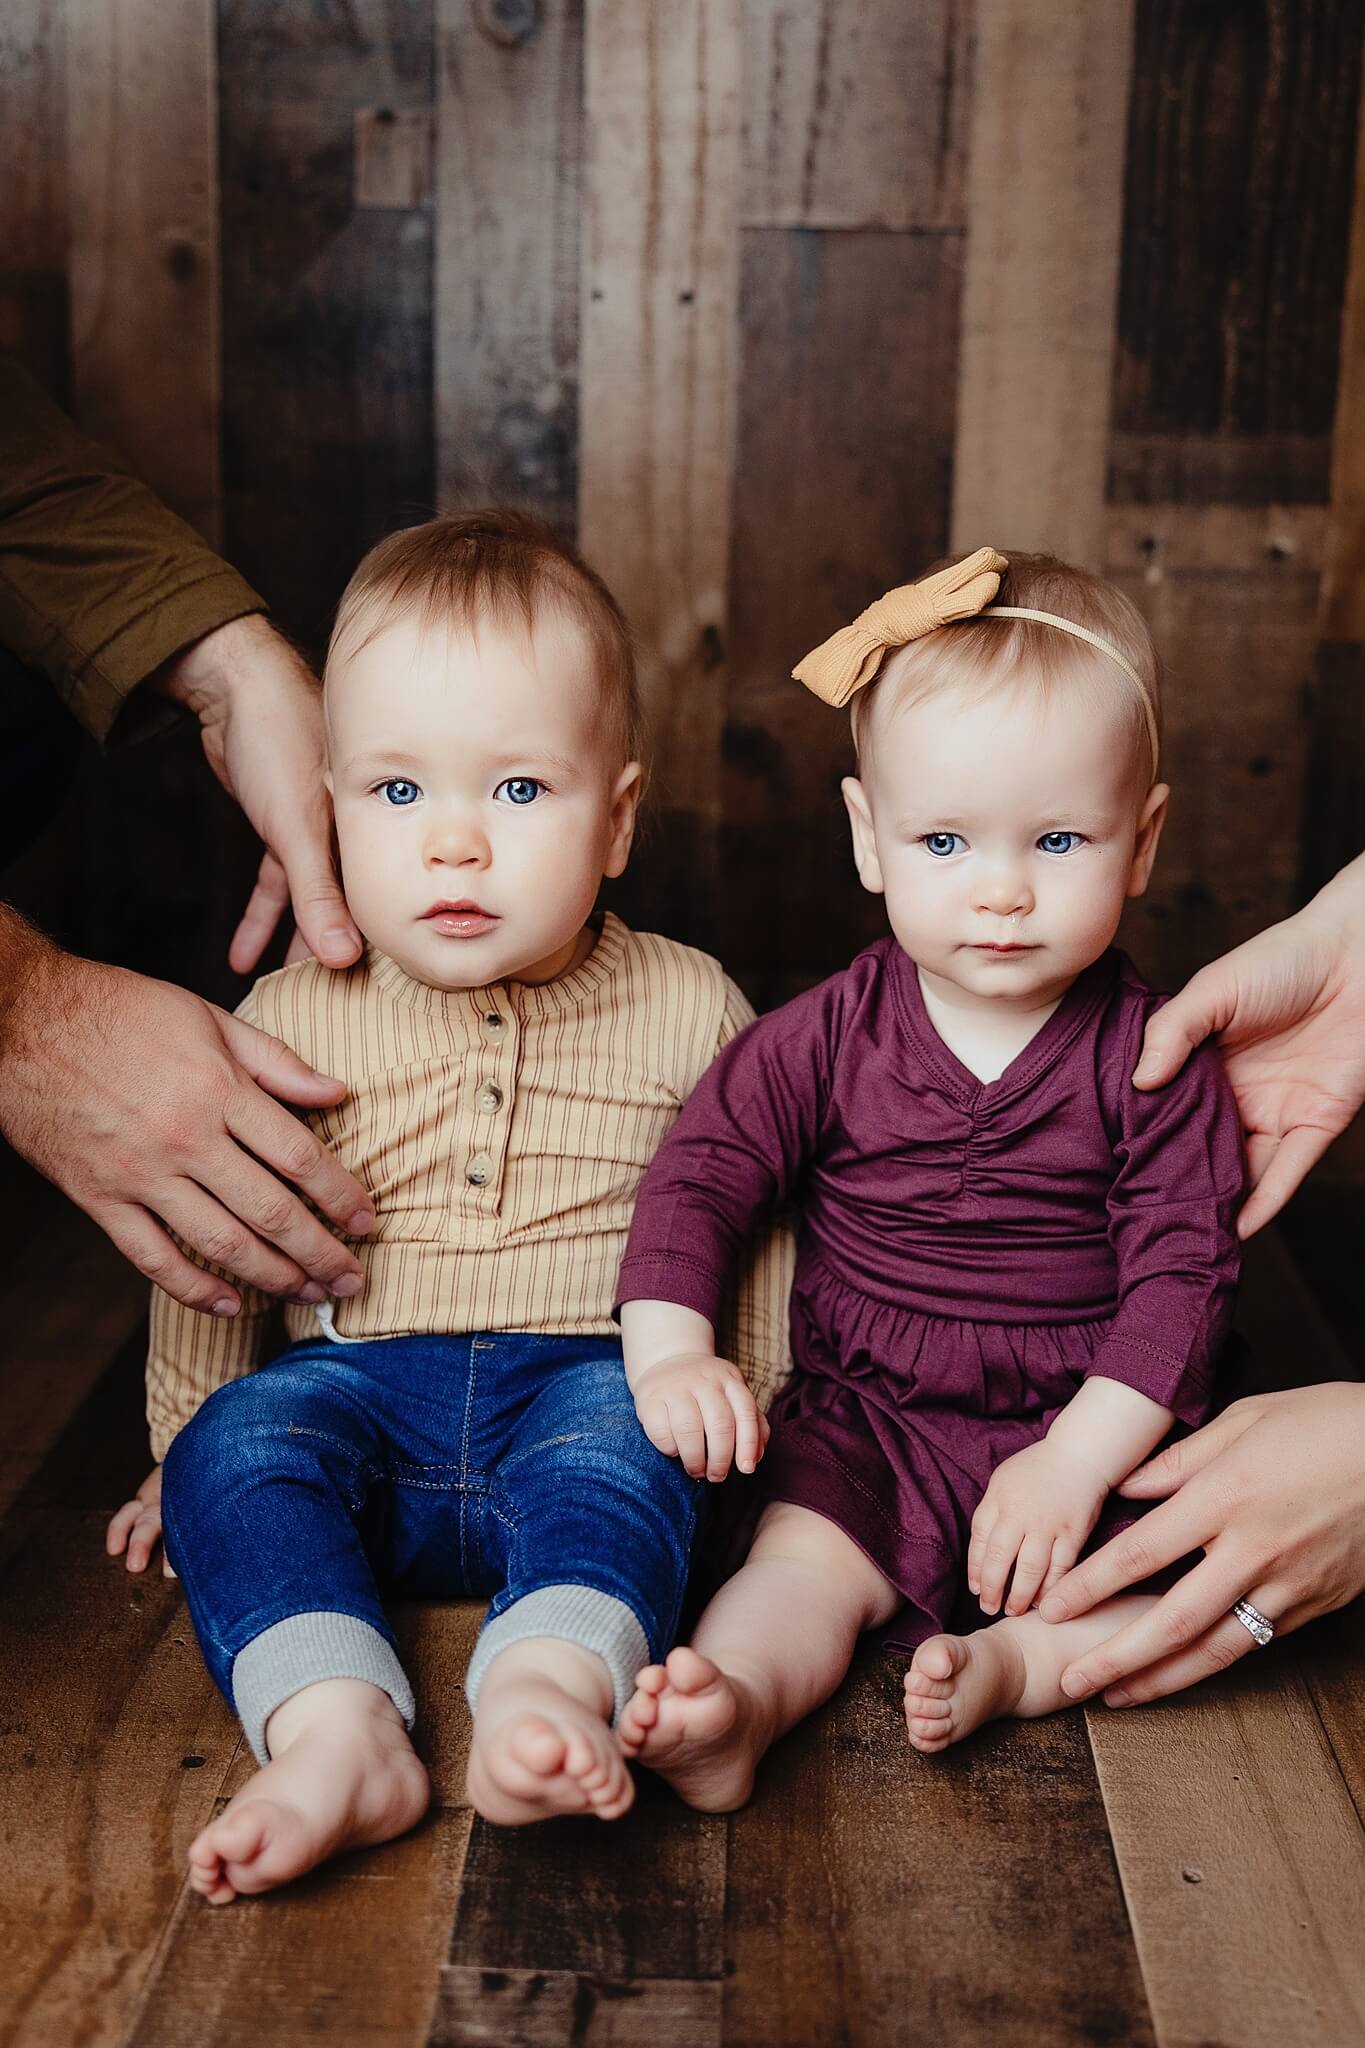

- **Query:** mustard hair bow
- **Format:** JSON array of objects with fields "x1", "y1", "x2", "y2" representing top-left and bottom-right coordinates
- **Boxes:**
[{"x1": 792, "y1": 546, "x2": 1009, "y2": 707}]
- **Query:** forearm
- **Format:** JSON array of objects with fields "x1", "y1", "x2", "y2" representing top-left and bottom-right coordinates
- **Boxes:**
[
  {"x1": 1047, "y1": 1377, "x2": 1174, "y2": 1489},
  {"x1": 620, "y1": 1300, "x2": 719, "y2": 1395},
  {"x1": 0, "y1": 904, "x2": 57, "y2": 1045},
  {"x1": 0, "y1": 360, "x2": 263, "y2": 741}
]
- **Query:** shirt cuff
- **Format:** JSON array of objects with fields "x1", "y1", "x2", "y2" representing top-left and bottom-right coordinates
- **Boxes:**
[
  {"x1": 70, "y1": 568, "x2": 266, "y2": 745},
  {"x1": 1083, "y1": 1334, "x2": 1213, "y2": 1427},
  {"x1": 614, "y1": 1249, "x2": 728, "y2": 1327}
]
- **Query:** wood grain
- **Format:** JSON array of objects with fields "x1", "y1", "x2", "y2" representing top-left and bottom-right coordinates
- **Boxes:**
[
  {"x1": 724, "y1": 1645, "x2": 1154, "y2": 2047},
  {"x1": 1107, "y1": 518, "x2": 1321, "y2": 994},
  {"x1": 65, "y1": 0, "x2": 220, "y2": 541},
  {"x1": 717, "y1": 226, "x2": 961, "y2": 1004},
  {"x1": 217, "y1": 0, "x2": 435, "y2": 659},
  {"x1": 0, "y1": 0, "x2": 68, "y2": 387},
  {"x1": 951, "y1": 0, "x2": 1135, "y2": 569},
  {"x1": 579, "y1": 0, "x2": 742, "y2": 955},
  {"x1": 0, "y1": 1510, "x2": 240, "y2": 2048},
  {"x1": 433, "y1": 1773, "x2": 725, "y2": 2047},
  {"x1": 131, "y1": 1605, "x2": 483, "y2": 2048},
  {"x1": 1301, "y1": 30, "x2": 1365, "y2": 898},
  {"x1": 1085, "y1": 1229, "x2": 1365, "y2": 2048},
  {"x1": 740, "y1": 0, "x2": 970, "y2": 230},
  {"x1": 434, "y1": 0, "x2": 581, "y2": 533},
  {"x1": 1113, "y1": 0, "x2": 1364, "y2": 508}
]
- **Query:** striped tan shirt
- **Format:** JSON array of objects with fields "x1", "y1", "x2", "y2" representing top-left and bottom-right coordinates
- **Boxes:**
[{"x1": 146, "y1": 914, "x2": 793, "y2": 1459}]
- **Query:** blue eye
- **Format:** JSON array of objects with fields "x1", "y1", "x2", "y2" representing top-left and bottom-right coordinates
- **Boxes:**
[
  {"x1": 496, "y1": 777, "x2": 543, "y2": 806},
  {"x1": 1038, "y1": 830, "x2": 1084, "y2": 855},
  {"x1": 380, "y1": 779, "x2": 420, "y2": 806},
  {"x1": 922, "y1": 832, "x2": 965, "y2": 858}
]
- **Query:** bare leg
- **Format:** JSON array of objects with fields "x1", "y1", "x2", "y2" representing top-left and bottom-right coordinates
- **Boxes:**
[
  {"x1": 466, "y1": 1637, "x2": 635, "y2": 1826},
  {"x1": 903, "y1": 1594, "x2": 1158, "y2": 1752},
  {"x1": 619, "y1": 1503, "x2": 898, "y2": 1812},
  {"x1": 187, "y1": 1678, "x2": 430, "y2": 1904}
]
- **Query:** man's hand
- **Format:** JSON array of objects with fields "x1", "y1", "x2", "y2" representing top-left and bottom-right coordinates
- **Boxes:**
[
  {"x1": 0, "y1": 921, "x2": 374, "y2": 1313},
  {"x1": 155, "y1": 615, "x2": 361, "y2": 975},
  {"x1": 1040, "y1": 1385, "x2": 1365, "y2": 1705},
  {"x1": 1133, "y1": 854, "x2": 1365, "y2": 1236},
  {"x1": 632, "y1": 1351, "x2": 769, "y2": 1483},
  {"x1": 107, "y1": 1465, "x2": 171, "y2": 1576},
  {"x1": 967, "y1": 1437, "x2": 1111, "y2": 1618}
]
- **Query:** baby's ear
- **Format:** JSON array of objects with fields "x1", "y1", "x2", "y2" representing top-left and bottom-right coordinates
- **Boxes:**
[
  {"x1": 1126, "y1": 782, "x2": 1170, "y2": 899},
  {"x1": 603, "y1": 761, "x2": 643, "y2": 879},
  {"x1": 842, "y1": 777, "x2": 884, "y2": 895}
]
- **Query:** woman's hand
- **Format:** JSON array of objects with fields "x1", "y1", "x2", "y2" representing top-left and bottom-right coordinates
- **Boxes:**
[
  {"x1": 1039, "y1": 1384, "x2": 1365, "y2": 1704},
  {"x1": 107, "y1": 1466, "x2": 172, "y2": 1577},
  {"x1": 1132, "y1": 854, "x2": 1365, "y2": 1236}
]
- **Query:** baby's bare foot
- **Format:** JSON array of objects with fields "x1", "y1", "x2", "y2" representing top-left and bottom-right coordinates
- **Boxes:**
[
  {"x1": 466, "y1": 1672, "x2": 633, "y2": 1826},
  {"x1": 903, "y1": 1629, "x2": 1027, "y2": 1753},
  {"x1": 619, "y1": 1646, "x2": 758, "y2": 1812},
  {"x1": 187, "y1": 1683, "x2": 429, "y2": 1904}
]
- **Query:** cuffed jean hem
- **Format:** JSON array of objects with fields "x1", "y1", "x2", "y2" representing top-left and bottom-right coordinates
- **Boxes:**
[
  {"x1": 231, "y1": 1611, "x2": 417, "y2": 1764},
  {"x1": 464, "y1": 1584, "x2": 649, "y2": 1724}
]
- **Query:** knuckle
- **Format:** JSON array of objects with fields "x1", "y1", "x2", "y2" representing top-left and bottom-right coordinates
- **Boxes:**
[{"x1": 251, "y1": 1191, "x2": 298, "y2": 1239}]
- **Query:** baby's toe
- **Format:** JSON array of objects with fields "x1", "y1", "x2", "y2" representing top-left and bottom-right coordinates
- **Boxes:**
[{"x1": 509, "y1": 1714, "x2": 568, "y2": 1779}]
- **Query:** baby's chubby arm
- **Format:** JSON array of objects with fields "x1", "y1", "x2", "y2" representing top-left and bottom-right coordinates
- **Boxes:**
[
  {"x1": 621, "y1": 1300, "x2": 769, "y2": 1484},
  {"x1": 969, "y1": 1379, "x2": 1173, "y2": 1619}
]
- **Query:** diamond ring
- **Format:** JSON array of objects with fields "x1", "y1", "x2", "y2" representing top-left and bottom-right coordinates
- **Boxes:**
[{"x1": 1232, "y1": 1598, "x2": 1274, "y2": 1648}]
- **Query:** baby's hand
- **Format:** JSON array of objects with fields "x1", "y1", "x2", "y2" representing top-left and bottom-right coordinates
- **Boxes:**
[
  {"x1": 106, "y1": 1465, "x2": 175, "y2": 1578},
  {"x1": 968, "y1": 1438, "x2": 1109, "y2": 1618},
  {"x1": 632, "y1": 1353, "x2": 769, "y2": 1483}
]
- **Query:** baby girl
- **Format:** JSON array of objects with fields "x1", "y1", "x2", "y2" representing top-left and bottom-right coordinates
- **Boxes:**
[{"x1": 614, "y1": 546, "x2": 1244, "y2": 1809}]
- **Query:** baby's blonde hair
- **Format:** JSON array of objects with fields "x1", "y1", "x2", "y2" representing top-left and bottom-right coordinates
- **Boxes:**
[
  {"x1": 327, "y1": 509, "x2": 647, "y2": 777},
  {"x1": 852, "y1": 551, "x2": 1161, "y2": 786}
]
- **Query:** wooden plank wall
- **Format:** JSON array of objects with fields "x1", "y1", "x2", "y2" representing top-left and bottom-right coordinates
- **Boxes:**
[{"x1": 1, "y1": 0, "x2": 1363, "y2": 1009}]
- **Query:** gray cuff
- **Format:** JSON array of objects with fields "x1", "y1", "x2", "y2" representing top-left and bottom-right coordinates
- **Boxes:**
[
  {"x1": 231, "y1": 1611, "x2": 416, "y2": 1764},
  {"x1": 464, "y1": 1584, "x2": 650, "y2": 1723}
]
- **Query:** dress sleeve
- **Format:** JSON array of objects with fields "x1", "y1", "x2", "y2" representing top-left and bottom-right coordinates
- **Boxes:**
[
  {"x1": 616, "y1": 981, "x2": 833, "y2": 1332},
  {"x1": 1086, "y1": 1010, "x2": 1245, "y2": 1425},
  {"x1": 144, "y1": 978, "x2": 277, "y2": 1460},
  {"x1": 0, "y1": 359, "x2": 264, "y2": 743},
  {"x1": 710, "y1": 975, "x2": 795, "y2": 1407}
]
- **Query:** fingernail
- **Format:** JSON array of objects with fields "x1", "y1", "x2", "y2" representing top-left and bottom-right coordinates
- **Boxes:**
[
  {"x1": 1039, "y1": 1595, "x2": 1064, "y2": 1622},
  {"x1": 1106, "y1": 1687, "x2": 1131, "y2": 1708},
  {"x1": 348, "y1": 1207, "x2": 375, "y2": 1234},
  {"x1": 322, "y1": 926, "x2": 359, "y2": 960},
  {"x1": 1060, "y1": 1671, "x2": 1090, "y2": 1700},
  {"x1": 295, "y1": 1283, "x2": 327, "y2": 1305},
  {"x1": 211, "y1": 1298, "x2": 239, "y2": 1317},
  {"x1": 333, "y1": 1273, "x2": 363, "y2": 1297}
]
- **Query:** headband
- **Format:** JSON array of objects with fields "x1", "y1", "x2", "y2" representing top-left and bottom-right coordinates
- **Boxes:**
[{"x1": 792, "y1": 546, "x2": 1159, "y2": 773}]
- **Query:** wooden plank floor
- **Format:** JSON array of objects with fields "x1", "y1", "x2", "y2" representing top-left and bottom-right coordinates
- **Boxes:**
[{"x1": 2, "y1": 1164, "x2": 1364, "y2": 2047}]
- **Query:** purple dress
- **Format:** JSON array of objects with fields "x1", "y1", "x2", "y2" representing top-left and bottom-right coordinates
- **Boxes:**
[{"x1": 617, "y1": 942, "x2": 1244, "y2": 1650}]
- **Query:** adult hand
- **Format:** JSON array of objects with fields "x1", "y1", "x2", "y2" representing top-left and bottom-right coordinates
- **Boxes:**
[
  {"x1": 0, "y1": 920, "x2": 373, "y2": 1314},
  {"x1": 1038, "y1": 1384, "x2": 1365, "y2": 1705},
  {"x1": 1132, "y1": 853, "x2": 1365, "y2": 1236},
  {"x1": 155, "y1": 614, "x2": 361, "y2": 974}
]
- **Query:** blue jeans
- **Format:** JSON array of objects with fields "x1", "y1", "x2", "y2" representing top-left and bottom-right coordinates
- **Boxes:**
[{"x1": 161, "y1": 1332, "x2": 702, "y2": 1761}]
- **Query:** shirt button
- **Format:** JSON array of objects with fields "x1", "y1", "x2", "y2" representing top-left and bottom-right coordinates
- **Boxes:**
[
  {"x1": 477, "y1": 1083, "x2": 504, "y2": 1112},
  {"x1": 466, "y1": 1153, "x2": 493, "y2": 1187},
  {"x1": 484, "y1": 1011, "x2": 506, "y2": 1031}
]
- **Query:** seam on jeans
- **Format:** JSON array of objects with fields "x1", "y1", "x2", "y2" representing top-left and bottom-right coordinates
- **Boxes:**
[
  {"x1": 159, "y1": 1491, "x2": 237, "y2": 1670},
  {"x1": 488, "y1": 1496, "x2": 522, "y2": 1538},
  {"x1": 459, "y1": 1332, "x2": 481, "y2": 1581}
]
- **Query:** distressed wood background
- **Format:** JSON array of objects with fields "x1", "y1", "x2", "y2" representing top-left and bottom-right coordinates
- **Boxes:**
[{"x1": 2, "y1": 0, "x2": 1363, "y2": 1011}]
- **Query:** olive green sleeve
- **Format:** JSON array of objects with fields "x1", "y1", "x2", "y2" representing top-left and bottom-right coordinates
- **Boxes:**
[{"x1": 0, "y1": 358, "x2": 266, "y2": 743}]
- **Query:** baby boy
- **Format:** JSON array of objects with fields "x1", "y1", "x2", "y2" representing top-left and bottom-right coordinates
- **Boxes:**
[{"x1": 108, "y1": 511, "x2": 789, "y2": 1900}]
